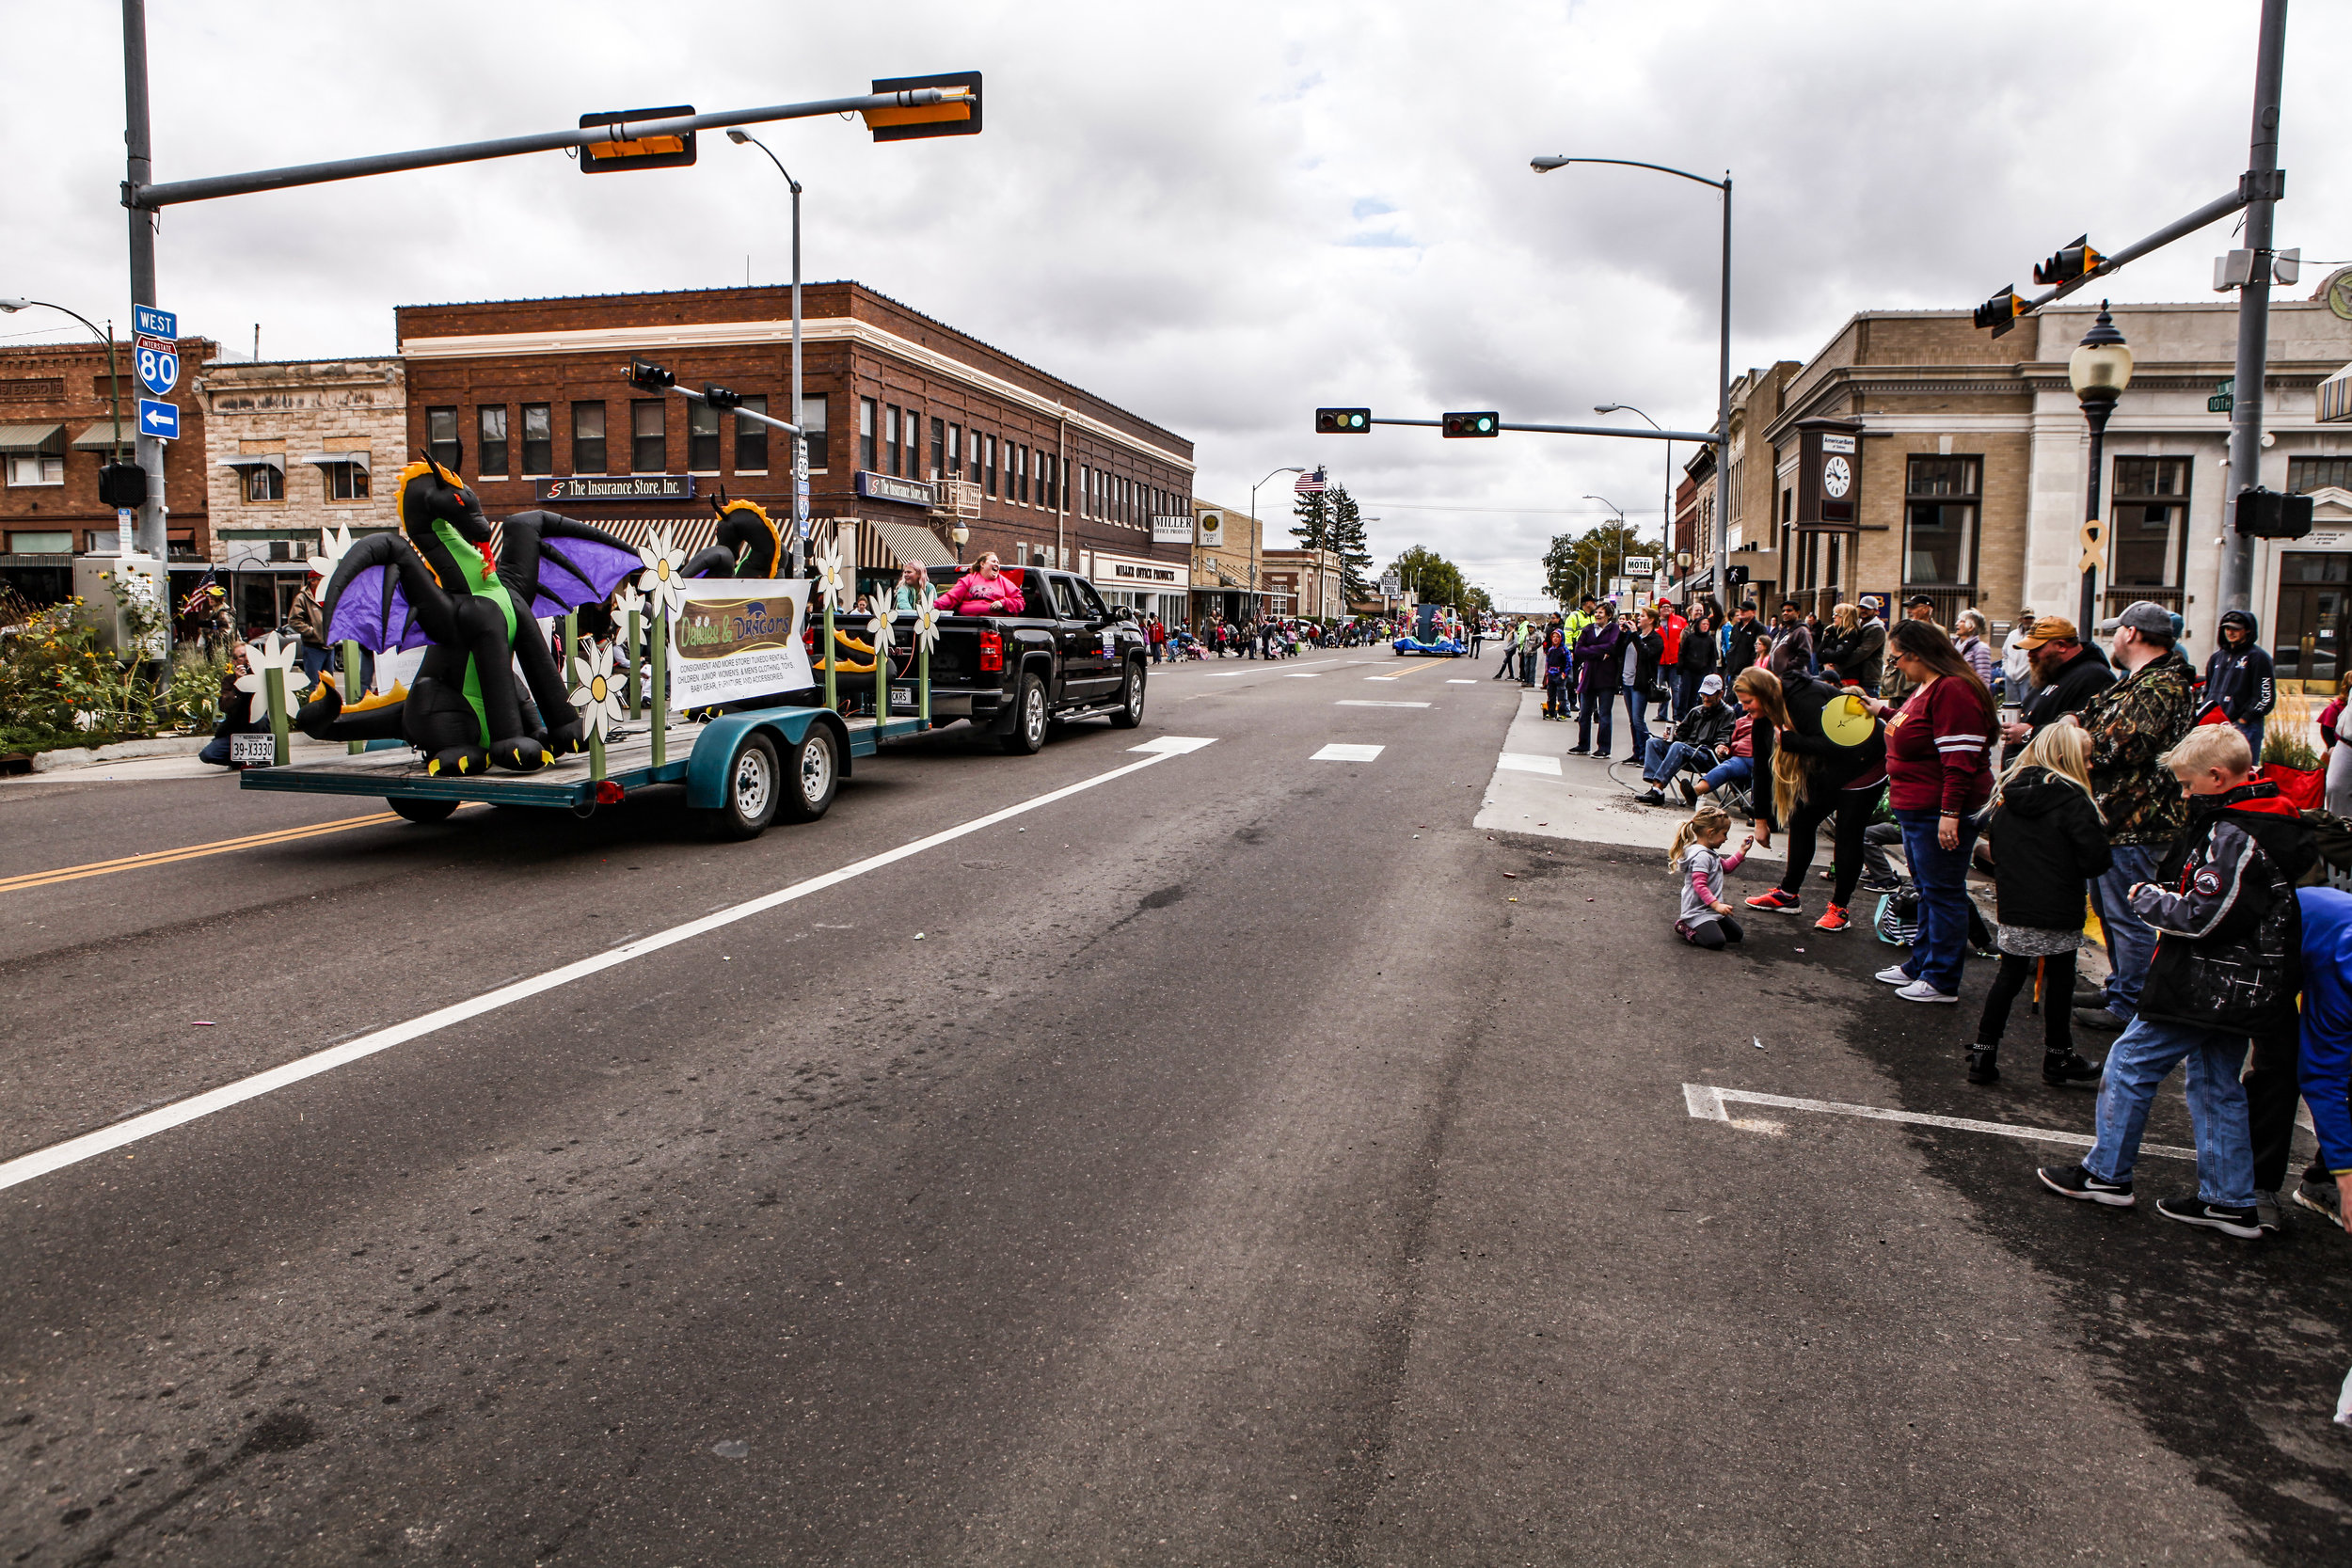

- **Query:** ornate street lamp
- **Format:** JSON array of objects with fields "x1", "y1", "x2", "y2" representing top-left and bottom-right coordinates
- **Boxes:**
[{"x1": 2068, "y1": 301, "x2": 2134, "y2": 629}]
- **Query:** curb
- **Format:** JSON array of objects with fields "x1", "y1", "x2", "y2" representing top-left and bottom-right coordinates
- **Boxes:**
[{"x1": 30, "y1": 737, "x2": 211, "y2": 772}]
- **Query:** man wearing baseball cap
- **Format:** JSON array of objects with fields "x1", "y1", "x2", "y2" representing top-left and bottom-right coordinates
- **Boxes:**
[
  {"x1": 2000, "y1": 613, "x2": 2113, "y2": 764},
  {"x1": 1636, "y1": 672, "x2": 1737, "y2": 805}
]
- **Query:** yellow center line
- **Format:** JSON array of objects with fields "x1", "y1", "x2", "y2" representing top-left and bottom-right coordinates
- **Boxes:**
[{"x1": 0, "y1": 810, "x2": 412, "y2": 894}]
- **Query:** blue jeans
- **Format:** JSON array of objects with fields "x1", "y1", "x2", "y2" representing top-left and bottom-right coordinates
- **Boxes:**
[
  {"x1": 2089, "y1": 843, "x2": 2164, "y2": 1020},
  {"x1": 1577, "y1": 685, "x2": 1625, "y2": 754},
  {"x1": 1623, "y1": 684, "x2": 1651, "y2": 757},
  {"x1": 1896, "y1": 808, "x2": 1982, "y2": 994},
  {"x1": 1701, "y1": 755, "x2": 1753, "y2": 793},
  {"x1": 2234, "y1": 719, "x2": 2265, "y2": 763},
  {"x1": 2085, "y1": 1015, "x2": 2256, "y2": 1206},
  {"x1": 1643, "y1": 737, "x2": 1710, "y2": 784}
]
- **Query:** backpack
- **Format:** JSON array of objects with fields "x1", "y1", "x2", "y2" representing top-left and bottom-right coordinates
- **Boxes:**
[{"x1": 1874, "y1": 887, "x2": 1920, "y2": 946}]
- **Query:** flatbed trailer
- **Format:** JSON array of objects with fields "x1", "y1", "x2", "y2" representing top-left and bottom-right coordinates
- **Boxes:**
[{"x1": 240, "y1": 706, "x2": 930, "y2": 840}]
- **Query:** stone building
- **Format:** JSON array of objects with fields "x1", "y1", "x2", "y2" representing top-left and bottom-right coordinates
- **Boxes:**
[
  {"x1": 196, "y1": 357, "x2": 405, "y2": 630},
  {"x1": 1187, "y1": 499, "x2": 1266, "y2": 627}
]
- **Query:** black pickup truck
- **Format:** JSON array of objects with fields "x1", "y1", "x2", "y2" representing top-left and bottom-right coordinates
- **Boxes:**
[{"x1": 905, "y1": 564, "x2": 1151, "y2": 752}]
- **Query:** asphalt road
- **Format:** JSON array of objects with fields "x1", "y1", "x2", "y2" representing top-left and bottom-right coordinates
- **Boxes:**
[{"x1": 3, "y1": 647, "x2": 2348, "y2": 1565}]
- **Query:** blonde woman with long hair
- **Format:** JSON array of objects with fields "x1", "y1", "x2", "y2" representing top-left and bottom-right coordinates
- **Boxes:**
[
  {"x1": 1688, "y1": 665, "x2": 1788, "y2": 850},
  {"x1": 1738, "y1": 661, "x2": 1890, "y2": 930},
  {"x1": 1967, "y1": 721, "x2": 2112, "y2": 1086}
]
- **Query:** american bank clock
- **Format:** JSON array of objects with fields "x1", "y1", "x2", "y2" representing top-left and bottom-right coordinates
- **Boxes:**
[{"x1": 1822, "y1": 454, "x2": 1852, "y2": 499}]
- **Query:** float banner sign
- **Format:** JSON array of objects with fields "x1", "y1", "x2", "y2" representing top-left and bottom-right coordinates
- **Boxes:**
[{"x1": 666, "y1": 579, "x2": 815, "y2": 708}]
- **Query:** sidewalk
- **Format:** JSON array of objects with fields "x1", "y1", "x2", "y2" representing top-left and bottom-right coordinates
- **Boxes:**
[{"x1": 3, "y1": 734, "x2": 360, "y2": 785}]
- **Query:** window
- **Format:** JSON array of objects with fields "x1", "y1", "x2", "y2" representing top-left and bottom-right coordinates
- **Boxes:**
[
  {"x1": 8, "y1": 530, "x2": 71, "y2": 553},
  {"x1": 519, "y1": 404, "x2": 552, "y2": 476},
  {"x1": 631, "y1": 400, "x2": 666, "y2": 472},
  {"x1": 1048, "y1": 453, "x2": 1060, "y2": 513},
  {"x1": 688, "y1": 400, "x2": 722, "y2": 472},
  {"x1": 884, "y1": 404, "x2": 901, "y2": 476},
  {"x1": 1902, "y1": 455, "x2": 1980, "y2": 586},
  {"x1": 968, "y1": 430, "x2": 984, "y2": 484},
  {"x1": 930, "y1": 417, "x2": 946, "y2": 481},
  {"x1": 478, "y1": 406, "x2": 508, "y2": 475},
  {"x1": 2109, "y1": 456, "x2": 2192, "y2": 591},
  {"x1": 246, "y1": 463, "x2": 284, "y2": 502},
  {"x1": 571, "y1": 402, "x2": 607, "y2": 473},
  {"x1": 1049, "y1": 576, "x2": 1078, "y2": 617},
  {"x1": 734, "y1": 395, "x2": 769, "y2": 472},
  {"x1": 2289, "y1": 457, "x2": 2352, "y2": 494},
  {"x1": 1078, "y1": 464, "x2": 1090, "y2": 516},
  {"x1": 800, "y1": 393, "x2": 828, "y2": 471},
  {"x1": 1015, "y1": 444, "x2": 1028, "y2": 504},
  {"x1": 323, "y1": 462, "x2": 369, "y2": 501},
  {"x1": 4, "y1": 453, "x2": 62, "y2": 487},
  {"x1": 426, "y1": 406, "x2": 459, "y2": 470},
  {"x1": 859, "y1": 397, "x2": 877, "y2": 471},
  {"x1": 946, "y1": 424, "x2": 960, "y2": 483},
  {"x1": 985, "y1": 434, "x2": 997, "y2": 496}
]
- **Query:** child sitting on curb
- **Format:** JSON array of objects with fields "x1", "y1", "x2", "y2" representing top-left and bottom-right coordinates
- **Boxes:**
[
  {"x1": 2037, "y1": 724, "x2": 2316, "y2": 1238},
  {"x1": 1670, "y1": 802, "x2": 1755, "y2": 952}
]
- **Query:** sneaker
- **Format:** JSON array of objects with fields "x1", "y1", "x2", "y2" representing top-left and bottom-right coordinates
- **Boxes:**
[
  {"x1": 1637, "y1": 788, "x2": 1666, "y2": 805},
  {"x1": 2154, "y1": 1194, "x2": 2263, "y2": 1239},
  {"x1": 1745, "y1": 888, "x2": 1803, "y2": 913},
  {"x1": 1677, "y1": 777, "x2": 1697, "y2": 806},
  {"x1": 1874, "y1": 964, "x2": 1914, "y2": 985},
  {"x1": 1565, "y1": 746, "x2": 1589, "y2": 755},
  {"x1": 2041, "y1": 1050, "x2": 2103, "y2": 1088},
  {"x1": 2073, "y1": 1006, "x2": 2126, "y2": 1032},
  {"x1": 1966, "y1": 1048, "x2": 2000, "y2": 1085},
  {"x1": 1857, "y1": 873, "x2": 1903, "y2": 895},
  {"x1": 2252, "y1": 1191, "x2": 2287, "y2": 1235},
  {"x1": 1896, "y1": 980, "x2": 1959, "y2": 1004},
  {"x1": 1813, "y1": 904, "x2": 1851, "y2": 932},
  {"x1": 2072, "y1": 982, "x2": 2106, "y2": 1008},
  {"x1": 2293, "y1": 1178, "x2": 2344, "y2": 1226},
  {"x1": 2038, "y1": 1163, "x2": 2135, "y2": 1208}
]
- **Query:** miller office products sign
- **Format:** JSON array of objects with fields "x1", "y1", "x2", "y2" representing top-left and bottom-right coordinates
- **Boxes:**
[{"x1": 537, "y1": 474, "x2": 694, "y2": 502}]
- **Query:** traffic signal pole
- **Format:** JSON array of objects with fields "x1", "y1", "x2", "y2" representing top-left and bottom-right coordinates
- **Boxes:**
[
  {"x1": 2219, "y1": 0, "x2": 2289, "y2": 616},
  {"x1": 121, "y1": 0, "x2": 164, "y2": 562}
]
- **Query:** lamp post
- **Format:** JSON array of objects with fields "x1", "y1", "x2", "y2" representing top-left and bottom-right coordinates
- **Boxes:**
[
  {"x1": 1248, "y1": 466, "x2": 1303, "y2": 627},
  {"x1": 1583, "y1": 494, "x2": 1629, "y2": 602},
  {"x1": 1596, "y1": 403, "x2": 1669, "y2": 582},
  {"x1": 725, "y1": 129, "x2": 807, "y2": 576},
  {"x1": 1535, "y1": 156, "x2": 1731, "y2": 606},
  {"x1": 2067, "y1": 301, "x2": 2134, "y2": 631}
]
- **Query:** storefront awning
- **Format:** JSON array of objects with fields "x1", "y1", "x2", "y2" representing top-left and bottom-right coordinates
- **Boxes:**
[
  {"x1": 0, "y1": 423, "x2": 66, "y2": 455},
  {"x1": 217, "y1": 453, "x2": 285, "y2": 472},
  {"x1": 298, "y1": 451, "x2": 371, "y2": 470},
  {"x1": 2320, "y1": 362, "x2": 2352, "y2": 424},
  {"x1": 72, "y1": 422, "x2": 135, "y2": 451},
  {"x1": 858, "y1": 519, "x2": 950, "y2": 572}
]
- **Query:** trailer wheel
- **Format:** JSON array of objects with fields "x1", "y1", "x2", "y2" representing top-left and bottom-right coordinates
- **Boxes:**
[
  {"x1": 387, "y1": 796, "x2": 458, "y2": 824},
  {"x1": 705, "y1": 732, "x2": 782, "y2": 840},
  {"x1": 1107, "y1": 660, "x2": 1146, "y2": 728},
  {"x1": 1000, "y1": 673, "x2": 1049, "y2": 754},
  {"x1": 777, "y1": 726, "x2": 839, "y2": 823}
]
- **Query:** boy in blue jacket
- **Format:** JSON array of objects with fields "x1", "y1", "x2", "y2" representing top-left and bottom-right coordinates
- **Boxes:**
[{"x1": 2292, "y1": 886, "x2": 2352, "y2": 1231}]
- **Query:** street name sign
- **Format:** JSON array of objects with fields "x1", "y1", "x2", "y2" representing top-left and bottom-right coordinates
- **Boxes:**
[{"x1": 136, "y1": 397, "x2": 180, "y2": 441}]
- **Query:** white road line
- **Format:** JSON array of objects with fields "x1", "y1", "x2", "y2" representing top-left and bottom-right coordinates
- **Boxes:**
[
  {"x1": 1281, "y1": 673, "x2": 1323, "y2": 678},
  {"x1": 1365, "y1": 675, "x2": 1400, "y2": 682},
  {"x1": 1335, "y1": 699, "x2": 1431, "y2": 708},
  {"x1": 1446, "y1": 679, "x2": 1479, "y2": 684},
  {"x1": 0, "y1": 742, "x2": 1219, "y2": 1194},
  {"x1": 1311, "y1": 743, "x2": 1385, "y2": 762},
  {"x1": 1497, "y1": 752, "x2": 1562, "y2": 776},
  {"x1": 1682, "y1": 1084, "x2": 2194, "y2": 1161}
]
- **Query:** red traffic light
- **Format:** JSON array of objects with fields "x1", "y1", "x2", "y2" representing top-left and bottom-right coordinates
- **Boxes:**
[
  {"x1": 1441, "y1": 411, "x2": 1499, "y2": 438},
  {"x1": 628, "y1": 358, "x2": 676, "y2": 392},
  {"x1": 1316, "y1": 407, "x2": 1370, "y2": 434}
]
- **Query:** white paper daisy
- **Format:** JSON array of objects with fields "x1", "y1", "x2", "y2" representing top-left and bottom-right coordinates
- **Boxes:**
[
  {"x1": 812, "y1": 541, "x2": 848, "y2": 609},
  {"x1": 568, "y1": 639, "x2": 626, "y2": 739},
  {"x1": 637, "y1": 527, "x2": 690, "y2": 620},
  {"x1": 612, "y1": 583, "x2": 646, "y2": 622},
  {"x1": 867, "y1": 612, "x2": 893, "y2": 657},
  {"x1": 914, "y1": 600, "x2": 942, "y2": 654},
  {"x1": 72, "y1": 708, "x2": 103, "y2": 732},
  {"x1": 233, "y1": 631, "x2": 311, "y2": 723},
  {"x1": 308, "y1": 523, "x2": 356, "y2": 580}
]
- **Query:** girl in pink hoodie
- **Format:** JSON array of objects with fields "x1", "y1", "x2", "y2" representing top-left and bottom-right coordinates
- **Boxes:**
[{"x1": 932, "y1": 552, "x2": 1026, "y2": 615}]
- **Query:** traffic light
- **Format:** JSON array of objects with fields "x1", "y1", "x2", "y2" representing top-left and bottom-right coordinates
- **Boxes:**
[
  {"x1": 98, "y1": 462, "x2": 147, "y2": 508},
  {"x1": 866, "y1": 72, "x2": 982, "y2": 141},
  {"x1": 2032, "y1": 235, "x2": 2105, "y2": 287},
  {"x1": 579, "y1": 106, "x2": 697, "y2": 173},
  {"x1": 1971, "y1": 286, "x2": 2026, "y2": 331},
  {"x1": 703, "y1": 384, "x2": 743, "y2": 411},
  {"x1": 1316, "y1": 407, "x2": 1370, "y2": 434},
  {"x1": 2234, "y1": 488, "x2": 2314, "y2": 540},
  {"x1": 628, "y1": 358, "x2": 676, "y2": 392},
  {"x1": 1441, "y1": 411, "x2": 1499, "y2": 438}
]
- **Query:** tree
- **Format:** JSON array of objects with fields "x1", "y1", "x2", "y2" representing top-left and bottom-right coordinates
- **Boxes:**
[
  {"x1": 1384, "y1": 545, "x2": 1471, "y2": 611},
  {"x1": 1541, "y1": 521, "x2": 1645, "y2": 606},
  {"x1": 1290, "y1": 482, "x2": 1333, "y2": 552},
  {"x1": 1327, "y1": 483, "x2": 1375, "y2": 602}
]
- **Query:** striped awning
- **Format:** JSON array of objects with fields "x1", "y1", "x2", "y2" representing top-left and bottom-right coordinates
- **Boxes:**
[
  {"x1": 0, "y1": 423, "x2": 66, "y2": 455},
  {"x1": 856, "y1": 518, "x2": 951, "y2": 572},
  {"x1": 2321, "y1": 362, "x2": 2352, "y2": 424}
]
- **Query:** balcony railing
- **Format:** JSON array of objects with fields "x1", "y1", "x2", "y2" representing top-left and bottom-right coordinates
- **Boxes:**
[{"x1": 1900, "y1": 585, "x2": 1979, "y2": 628}]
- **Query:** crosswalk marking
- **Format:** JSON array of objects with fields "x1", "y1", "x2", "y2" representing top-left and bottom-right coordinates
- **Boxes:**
[
  {"x1": 1335, "y1": 700, "x2": 1431, "y2": 708},
  {"x1": 1683, "y1": 1084, "x2": 2195, "y2": 1160},
  {"x1": 1311, "y1": 743, "x2": 1385, "y2": 762},
  {"x1": 1127, "y1": 736, "x2": 1219, "y2": 754},
  {"x1": 1497, "y1": 752, "x2": 1562, "y2": 775}
]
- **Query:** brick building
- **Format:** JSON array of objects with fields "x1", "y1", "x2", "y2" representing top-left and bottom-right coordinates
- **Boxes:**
[
  {"x1": 394, "y1": 283, "x2": 1195, "y2": 610},
  {"x1": 196, "y1": 356, "x2": 405, "y2": 630},
  {"x1": 0, "y1": 338, "x2": 214, "y2": 603}
]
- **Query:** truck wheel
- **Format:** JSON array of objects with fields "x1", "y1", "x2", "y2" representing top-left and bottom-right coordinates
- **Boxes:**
[
  {"x1": 707, "y1": 732, "x2": 781, "y2": 839},
  {"x1": 777, "y1": 726, "x2": 838, "y2": 823},
  {"x1": 1000, "y1": 673, "x2": 1049, "y2": 754},
  {"x1": 387, "y1": 796, "x2": 458, "y2": 824},
  {"x1": 1107, "y1": 660, "x2": 1146, "y2": 728}
]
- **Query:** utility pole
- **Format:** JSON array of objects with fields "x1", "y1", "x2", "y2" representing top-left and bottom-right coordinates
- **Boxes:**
[
  {"x1": 122, "y1": 0, "x2": 165, "y2": 563},
  {"x1": 2218, "y1": 0, "x2": 2289, "y2": 615}
]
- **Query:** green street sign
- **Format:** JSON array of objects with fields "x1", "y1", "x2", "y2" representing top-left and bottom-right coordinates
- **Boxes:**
[{"x1": 2209, "y1": 393, "x2": 2233, "y2": 413}]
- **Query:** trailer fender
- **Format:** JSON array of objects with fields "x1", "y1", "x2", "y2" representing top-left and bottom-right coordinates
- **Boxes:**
[{"x1": 686, "y1": 708, "x2": 851, "y2": 809}]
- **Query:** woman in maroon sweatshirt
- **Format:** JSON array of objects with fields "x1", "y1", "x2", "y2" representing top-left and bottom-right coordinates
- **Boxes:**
[{"x1": 1873, "y1": 618, "x2": 1997, "y2": 1002}]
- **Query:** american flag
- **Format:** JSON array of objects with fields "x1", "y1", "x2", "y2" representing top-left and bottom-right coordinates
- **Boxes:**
[{"x1": 1295, "y1": 468, "x2": 1327, "y2": 495}]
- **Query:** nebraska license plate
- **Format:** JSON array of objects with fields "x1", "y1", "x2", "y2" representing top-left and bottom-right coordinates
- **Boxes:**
[
  {"x1": 230, "y1": 733, "x2": 276, "y2": 765},
  {"x1": 892, "y1": 685, "x2": 914, "y2": 707}
]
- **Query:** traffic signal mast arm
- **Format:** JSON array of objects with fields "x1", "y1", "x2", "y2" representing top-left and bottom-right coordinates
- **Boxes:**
[
  {"x1": 127, "y1": 87, "x2": 974, "y2": 209},
  {"x1": 1334, "y1": 415, "x2": 1722, "y2": 444},
  {"x1": 1978, "y1": 182, "x2": 2260, "y2": 335},
  {"x1": 631, "y1": 360, "x2": 802, "y2": 436}
]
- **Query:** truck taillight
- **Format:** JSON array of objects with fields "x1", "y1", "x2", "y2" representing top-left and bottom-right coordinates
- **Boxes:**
[{"x1": 978, "y1": 630, "x2": 1003, "y2": 672}]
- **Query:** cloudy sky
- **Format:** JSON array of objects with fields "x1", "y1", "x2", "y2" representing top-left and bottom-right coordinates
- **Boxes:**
[{"x1": 8, "y1": 0, "x2": 2344, "y2": 605}]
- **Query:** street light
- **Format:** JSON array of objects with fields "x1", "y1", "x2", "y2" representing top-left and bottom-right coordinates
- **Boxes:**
[
  {"x1": 1535, "y1": 155, "x2": 1732, "y2": 609},
  {"x1": 1596, "y1": 402, "x2": 1670, "y2": 590},
  {"x1": 725, "y1": 129, "x2": 808, "y2": 576},
  {"x1": 2067, "y1": 301, "x2": 2134, "y2": 630},
  {"x1": 1583, "y1": 494, "x2": 1629, "y2": 600},
  {"x1": 1248, "y1": 466, "x2": 1304, "y2": 625}
]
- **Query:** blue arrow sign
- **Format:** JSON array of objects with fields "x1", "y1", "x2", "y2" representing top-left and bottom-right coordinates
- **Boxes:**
[
  {"x1": 136, "y1": 343, "x2": 179, "y2": 397},
  {"x1": 137, "y1": 398, "x2": 180, "y2": 441},
  {"x1": 133, "y1": 305, "x2": 177, "y2": 340}
]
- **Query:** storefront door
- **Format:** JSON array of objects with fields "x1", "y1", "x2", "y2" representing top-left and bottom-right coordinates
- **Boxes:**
[{"x1": 2274, "y1": 551, "x2": 2348, "y2": 694}]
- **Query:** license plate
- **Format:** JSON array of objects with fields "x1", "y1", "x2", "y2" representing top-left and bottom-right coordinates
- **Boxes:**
[
  {"x1": 892, "y1": 685, "x2": 914, "y2": 707},
  {"x1": 230, "y1": 733, "x2": 276, "y2": 765}
]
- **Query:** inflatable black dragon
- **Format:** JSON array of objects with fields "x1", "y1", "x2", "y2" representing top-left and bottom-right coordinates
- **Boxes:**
[
  {"x1": 294, "y1": 452, "x2": 640, "y2": 775},
  {"x1": 682, "y1": 492, "x2": 787, "y2": 579}
]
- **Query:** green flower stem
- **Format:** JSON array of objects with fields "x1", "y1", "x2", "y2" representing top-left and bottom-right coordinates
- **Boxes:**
[
  {"x1": 590, "y1": 723, "x2": 607, "y2": 782},
  {"x1": 564, "y1": 611, "x2": 579, "y2": 689},
  {"x1": 265, "y1": 665, "x2": 290, "y2": 767},
  {"x1": 342, "y1": 638, "x2": 364, "y2": 753},
  {"x1": 651, "y1": 610, "x2": 668, "y2": 769},
  {"x1": 625, "y1": 609, "x2": 642, "y2": 717},
  {"x1": 822, "y1": 598, "x2": 837, "y2": 713}
]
